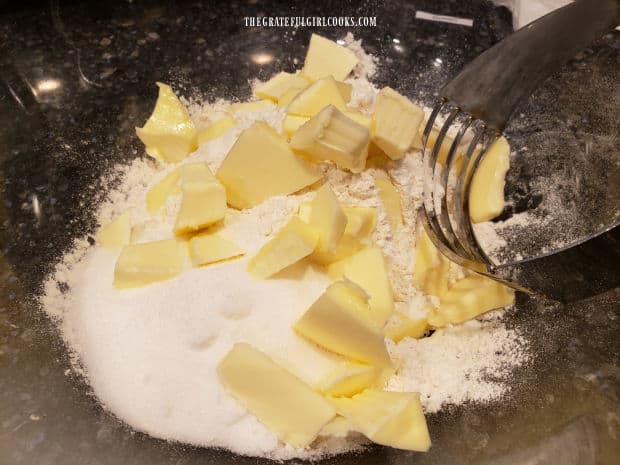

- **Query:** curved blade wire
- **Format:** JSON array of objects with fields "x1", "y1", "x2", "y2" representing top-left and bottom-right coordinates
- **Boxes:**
[
  {"x1": 451, "y1": 121, "x2": 485, "y2": 261},
  {"x1": 422, "y1": 101, "x2": 444, "y2": 217},
  {"x1": 438, "y1": 115, "x2": 473, "y2": 260},
  {"x1": 458, "y1": 128, "x2": 497, "y2": 266},
  {"x1": 422, "y1": 105, "x2": 461, "y2": 256}
]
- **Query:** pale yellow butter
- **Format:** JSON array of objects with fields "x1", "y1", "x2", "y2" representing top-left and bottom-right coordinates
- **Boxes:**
[
  {"x1": 374, "y1": 176, "x2": 404, "y2": 231},
  {"x1": 286, "y1": 76, "x2": 347, "y2": 117},
  {"x1": 97, "y1": 212, "x2": 131, "y2": 250},
  {"x1": 197, "y1": 116, "x2": 236, "y2": 144},
  {"x1": 335, "y1": 81, "x2": 353, "y2": 102},
  {"x1": 282, "y1": 114, "x2": 310, "y2": 138},
  {"x1": 427, "y1": 273, "x2": 515, "y2": 327},
  {"x1": 308, "y1": 184, "x2": 347, "y2": 254},
  {"x1": 113, "y1": 239, "x2": 186, "y2": 289},
  {"x1": 384, "y1": 312, "x2": 429, "y2": 343},
  {"x1": 423, "y1": 259, "x2": 450, "y2": 299},
  {"x1": 216, "y1": 122, "x2": 322, "y2": 209},
  {"x1": 319, "y1": 362, "x2": 382, "y2": 397},
  {"x1": 413, "y1": 230, "x2": 442, "y2": 283},
  {"x1": 277, "y1": 88, "x2": 304, "y2": 109},
  {"x1": 298, "y1": 202, "x2": 375, "y2": 265},
  {"x1": 412, "y1": 230, "x2": 450, "y2": 298},
  {"x1": 319, "y1": 416, "x2": 355, "y2": 438},
  {"x1": 328, "y1": 247, "x2": 394, "y2": 327},
  {"x1": 343, "y1": 110, "x2": 372, "y2": 129},
  {"x1": 371, "y1": 87, "x2": 424, "y2": 160},
  {"x1": 217, "y1": 343, "x2": 336, "y2": 449},
  {"x1": 180, "y1": 162, "x2": 218, "y2": 187},
  {"x1": 135, "y1": 82, "x2": 197, "y2": 163},
  {"x1": 146, "y1": 168, "x2": 181, "y2": 215},
  {"x1": 342, "y1": 206, "x2": 376, "y2": 238},
  {"x1": 189, "y1": 233, "x2": 244, "y2": 267},
  {"x1": 297, "y1": 200, "x2": 313, "y2": 223},
  {"x1": 247, "y1": 216, "x2": 319, "y2": 279},
  {"x1": 254, "y1": 72, "x2": 310, "y2": 102},
  {"x1": 302, "y1": 34, "x2": 359, "y2": 81},
  {"x1": 330, "y1": 390, "x2": 431, "y2": 452},
  {"x1": 290, "y1": 105, "x2": 370, "y2": 173},
  {"x1": 174, "y1": 183, "x2": 227, "y2": 235},
  {"x1": 469, "y1": 136, "x2": 510, "y2": 223},
  {"x1": 294, "y1": 280, "x2": 392, "y2": 367},
  {"x1": 310, "y1": 236, "x2": 366, "y2": 266}
]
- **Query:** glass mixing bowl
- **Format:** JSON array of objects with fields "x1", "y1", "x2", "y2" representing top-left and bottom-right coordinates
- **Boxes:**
[{"x1": 1, "y1": 1, "x2": 618, "y2": 464}]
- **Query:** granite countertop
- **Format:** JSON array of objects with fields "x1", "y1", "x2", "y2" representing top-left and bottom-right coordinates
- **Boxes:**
[{"x1": 0, "y1": 1, "x2": 618, "y2": 464}]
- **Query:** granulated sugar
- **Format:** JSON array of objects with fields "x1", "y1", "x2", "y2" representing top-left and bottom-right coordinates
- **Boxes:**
[{"x1": 40, "y1": 34, "x2": 529, "y2": 460}]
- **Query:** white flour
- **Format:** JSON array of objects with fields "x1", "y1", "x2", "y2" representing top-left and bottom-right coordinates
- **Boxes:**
[
  {"x1": 387, "y1": 318, "x2": 529, "y2": 413},
  {"x1": 40, "y1": 35, "x2": 529, "y2": 460}
]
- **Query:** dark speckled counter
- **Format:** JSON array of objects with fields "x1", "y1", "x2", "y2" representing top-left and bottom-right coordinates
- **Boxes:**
[{"x1": 0, "y1": 1, "x2": 618, "y2": 464}]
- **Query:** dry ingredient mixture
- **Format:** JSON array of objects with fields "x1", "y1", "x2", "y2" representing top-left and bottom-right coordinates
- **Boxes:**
[{"x1": 40, "y1": 33, "x2": 529, "y2": 460}]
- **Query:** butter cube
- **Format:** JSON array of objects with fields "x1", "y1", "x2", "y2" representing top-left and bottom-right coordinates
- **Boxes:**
[
  {"x1": 427, "y1": 273, "x2": 515, "y2": 327},
  {"x1": 197, "y1": 116, "x2": 236, "y2": 144},
  {"x1": 302, "y1": 203, "x2": 375, "y2": 265},
  {"x1": 97, "y1": 212, "x2": 131, "y2": 249},
  {"x1": 277, "y1": 88, "x2": 304, "y2": 109},
  {"x1": 343, "y1": 206, "x2": 376, "y2": 238},
  {"x1": 217, "y1": 343, "x2": 336, "y2": 448},
  {"x1": 297, "y1": 200, "x2": 312, "y2": 223},
  {"x1": 114, "y1": 239, "x2": 186, "y2": 288},
  {"x1": 374, "y1": 176, "x2": 404, "y2": 231},
  {"x1": 310, "y1": 236, "x2": 366, "y2": 266},
  {"x1": 290, "y1": 105, "x2": 370, "y2": 173},
  {"x1": 298, "y1": 201, "x2": 376, "y2": 265},
  {"x1": 384, "y1": 312, "x2": 429, "y2": 343},
  {"x1": 136, "y1": 82, "x2": 197, "y2": 163},
  {"x1": 328, "y1": 247, "x2": 394, "y2": 327},
  {"x1": 174, "y1": 183, "x2": 227, "y2": 235},
  {"x1": 286, "y1": 76, "x2": 347, "y2": 117},
  {"x1": 283, "y1": 114, "x2": 309, "y2": 138},
  {"x1": 294, "y1": 280, "x2": 392, "y2": 367},
  {"x1": 216, "y1": 122, "x2": 322, "y2": 209},
  {"x1": 319, "y1": 416, "x2": 354, "y2": 438},
  {"x1": 330, "y1": 390, "x2": 431, "y2": 452},
  {"x1": 423, "y1": 259, "x2": 450, "y2": 299},
  {"x1": 146, "y1": 168, "x2": 181, "y2": 215},
  {"x1": 229, "y1": 99, "x2": 275, "y2": 114},
  {"x1": 248, "y1": 216, "x2": 319, "y2": 279},
  {"x1": 189, "y1": 233, "x2": 243, "y2": 266},
  {"x1": 413, "y1": 230, "x2": 442, "y2": 282},
  {"x1": 254, "y1": 72, "x2": 310, "y2": 102},
  {"x1": 180, "y1": 162, "x2": 218, "y2": 187},
  {"x1": 469, "y1": 136, "x2": 510, "y2": 223},
  {"x1": 308, "y1": 184, "x2": 347, "y2": 254},
  {"x1": 371, "y1": 87, "x2": 424, "y2": 160},
  {"x1": 319, "y1": 362, "x2": 382, "y2": 397},
  {"x1": 302, "y1": 34, "x2": 359, "y2": 81},
  {"x1": 413, "y1": 230, "x2": 450, "y2": 297},
  {"x1": 343, "y1": 110, "x2": 372, "y2": 129},
  {"x1": 336, "y1": 81, "x2": 353, "y2": 102}
]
